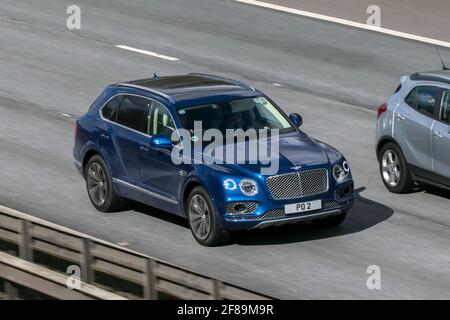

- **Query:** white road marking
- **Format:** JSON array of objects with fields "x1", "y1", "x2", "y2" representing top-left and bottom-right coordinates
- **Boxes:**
[
  {"x1": 61, "y1": 113, "x2": 71, "y2": 117},
  {"x1": 272, "y1": 82, "x2": 282, "y2": 87},
  {"x1": 236, "y1": 0, "x2": 450, "y2": 49},
  {"x1": 115, "y1": 45, "x2": 179, "y2": 61}
]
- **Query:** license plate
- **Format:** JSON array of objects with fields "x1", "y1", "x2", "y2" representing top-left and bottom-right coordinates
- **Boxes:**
[{"x1": 284, "y1": 200, "x2": 322, "y2": 214}]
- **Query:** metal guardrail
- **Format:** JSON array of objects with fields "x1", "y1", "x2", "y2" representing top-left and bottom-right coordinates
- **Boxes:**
[
  {"x1": 0, "y1": 205, "x2": 271, "y2": 300},
  {"x1": 0, "y1": 252, "x2": 126, "y2": 300}
]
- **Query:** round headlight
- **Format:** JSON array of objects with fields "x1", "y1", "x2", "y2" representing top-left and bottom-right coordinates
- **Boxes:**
[
  {"x1": 239, "y1": 179, "x2": 258, "y2": 196},
  {"x1": 333, "y1": 164, "x2": 345, "y2": 183}
]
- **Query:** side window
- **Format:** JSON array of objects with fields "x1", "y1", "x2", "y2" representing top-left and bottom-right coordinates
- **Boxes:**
[
  {"x1": 116, "y1": 95, "x2": 151, "y2": 133},
  {"x1": 149, "y1": 102, "x2": 175, "y2": 137},
  {"x1": 405, "y1": 86, "x2": 439, "y2": 116},
  {"x1": 440, "y1": 90, "x2": 450, "y2": 124},
  {"x1": 101, "y1": 95, "x2": 123, "y2": 121}
]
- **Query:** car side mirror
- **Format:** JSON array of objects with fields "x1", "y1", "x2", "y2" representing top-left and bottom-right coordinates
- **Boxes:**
[
  {"x1": 289, "y1": 113, "x2": 303, "y2": 127},
  {"x1": 149, "y1": 135, "x2": 173, "y2": 149}
]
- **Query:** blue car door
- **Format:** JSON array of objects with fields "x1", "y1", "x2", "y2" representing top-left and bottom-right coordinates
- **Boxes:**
[
  {"x1": 138, "y1": 101, "x2": 186, "y2": 203},
  {"x1": 97, "y1": 95, "x2": 124, "y2": 172},
  {"x1": 113, "y1": 95, "x2": 152, "y2": 183}
]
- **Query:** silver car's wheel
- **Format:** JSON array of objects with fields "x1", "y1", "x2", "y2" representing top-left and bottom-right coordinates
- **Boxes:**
[
  {"x1": 381, "y1": 150, "x2": 401, "y2": 187},
  {"x1": 189, "y1": 194, "x2": 211, "y2": 240},
  {"x1": 87, "y1": 162, "x2": 108, "y2": 206},
  {"x1": 378, "y1": 143, "x2": 412, "y2": 194}
]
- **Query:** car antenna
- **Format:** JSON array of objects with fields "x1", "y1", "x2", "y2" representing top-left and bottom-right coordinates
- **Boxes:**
[
  {"x1": 436, "y1": 48, "x2": 449, "y2": 70},
  {"x1": 153, "y1": 73, "x2": 160, "y2": 79}
]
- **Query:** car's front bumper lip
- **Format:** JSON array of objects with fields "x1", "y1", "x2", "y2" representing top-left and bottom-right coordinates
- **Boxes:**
[
  {"x1": 250, "y1": 208, "x2": 342, "y2": 229},
  {"x1": 222, "y1": 196, "x2": 354, "y2": 230}
]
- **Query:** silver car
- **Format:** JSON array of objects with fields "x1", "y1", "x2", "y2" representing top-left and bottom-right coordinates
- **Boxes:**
[{"x1": 376, "y1": 70, "x2": 450, "y2": 193}]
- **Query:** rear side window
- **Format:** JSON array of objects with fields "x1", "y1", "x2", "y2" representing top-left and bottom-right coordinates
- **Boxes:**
[
  {"x1": 440, "y1": 90, "x2": 450, "y2": 124},
  {"x1": 404, "y1": 86, "x2": 440, "y2": 116},
  {"x1": 116, "y1": 95, "x2": 151, "y2": 133},
  {"x1": 101, "y1": 95, "x2": 123, "y2": 121}
]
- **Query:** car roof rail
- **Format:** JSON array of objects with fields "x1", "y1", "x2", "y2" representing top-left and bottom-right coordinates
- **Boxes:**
[
  {"x1": 115, "y1": 83, "x2": 176, "y2": 103},
  {"x1": 188, "y1": 73, "x2": 256, "y2": 91}
]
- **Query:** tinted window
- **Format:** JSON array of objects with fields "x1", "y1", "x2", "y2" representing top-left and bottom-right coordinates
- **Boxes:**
[
  {"x1": 102, "y1": 95, "x2": 123, "y2": 120},
  {"x1": 405, "y1": 86, "x2": 439, "y2": 116},
  {"x1": 149, "y1": 102, "x2": 175, "y2": 137},
  {"x1": 441, "y1": 90, "x2": 450, "y2": 124},
  {"x1": 116, "y1": 96, "x2": 151, "y2": 133},
  {"x1": 177, "y1": 96, "x2": 293, "y2": 135}
]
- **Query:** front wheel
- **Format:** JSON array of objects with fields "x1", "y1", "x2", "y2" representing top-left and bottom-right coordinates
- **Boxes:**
[{"x1": 187, "y1": 186, "x2": 229, "y2": 246}]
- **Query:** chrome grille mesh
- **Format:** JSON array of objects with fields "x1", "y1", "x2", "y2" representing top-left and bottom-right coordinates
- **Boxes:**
[
  {"x1": 322, "y1": 200, "x2": 342, "y2": 210},
  {"x1": 238, "y1": 200, "x2": 341, "y2": 221},
  {"x1": 266, "y1": 168, "x2": 328, "y2": 199}
]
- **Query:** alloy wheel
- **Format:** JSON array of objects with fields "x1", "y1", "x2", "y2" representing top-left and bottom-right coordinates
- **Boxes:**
[
  {"x1": 189, "y1": 194, "x2": 211, "y2": 240},
  {"x1": 87, "y1": 163, "x2": 108, "y2": 206},
  {"x1": 381, "y1": 150, "x2": 401, "y2": 187}
]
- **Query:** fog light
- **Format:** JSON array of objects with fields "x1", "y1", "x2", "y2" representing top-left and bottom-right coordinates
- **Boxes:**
[{"x1": 233, "y1": 203, "x2": 248, "y2": 213}]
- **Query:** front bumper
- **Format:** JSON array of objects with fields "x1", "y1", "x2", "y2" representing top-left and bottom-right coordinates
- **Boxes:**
[
  {"x1": 251, "y1": 208, "x2": 343, "y2": 229},
  {"x1": 222, "y1": 197, "x2": 353, "y2": 230},
  {"x1": 220, "y1": 179, "x2": 354, "y2": 230}
]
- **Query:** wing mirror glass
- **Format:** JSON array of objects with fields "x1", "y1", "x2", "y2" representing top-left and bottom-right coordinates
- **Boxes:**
[
  {"x1": 149, "y1": 135, "x2": 173, "y2": 149},
  {"x1": 289, "y1": 113, "x2": 303, "y2": 127}
]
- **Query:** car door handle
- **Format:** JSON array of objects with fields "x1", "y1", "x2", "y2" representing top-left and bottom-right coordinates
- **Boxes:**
[
  {"x1": 100, "y1": 133, "x2": 110, "y2": 140},
  {"x1": 139, "y1": 145, "x2": 149, "y2": 152},
  {"x1": 396, "y1": 114, "x2": 406, "y2": 121},
  {"x1": 433, "y1": 131, "x2": 443, "y2": 139}
]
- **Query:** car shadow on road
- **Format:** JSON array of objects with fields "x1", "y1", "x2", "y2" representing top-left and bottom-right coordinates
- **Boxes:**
[
  {"x1": 129, "y1": 201, "x2": 190, "y2": 229},
  {"x1": 409, "y1": 185, "x2": 450, "y2": 200},
  {"x1": 230, "y1": 187, "x2": 395, "y2": 246},
  {"x1": 124, "y1": 187, "x2": 394, "y2": 247}
]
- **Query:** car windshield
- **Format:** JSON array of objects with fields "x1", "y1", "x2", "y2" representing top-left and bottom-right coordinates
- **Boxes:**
[{"x1": 176, "y1": 96, "x2": 294, "y2": 136}]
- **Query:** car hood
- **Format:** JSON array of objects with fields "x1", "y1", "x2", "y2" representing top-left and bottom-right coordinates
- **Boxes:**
[{"x1": 201, "y1": 131, "x2": 331, "y2": 177}]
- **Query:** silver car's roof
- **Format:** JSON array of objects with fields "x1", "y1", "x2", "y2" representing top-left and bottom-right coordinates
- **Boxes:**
[{"x1": 410, "y1": 70, "x2": 450, "y2": 85}]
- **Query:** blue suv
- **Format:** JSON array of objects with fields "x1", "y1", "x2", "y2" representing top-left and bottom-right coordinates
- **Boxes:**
[{"x1": 73, "y1": 74, "x2": 354, "y2": 246}]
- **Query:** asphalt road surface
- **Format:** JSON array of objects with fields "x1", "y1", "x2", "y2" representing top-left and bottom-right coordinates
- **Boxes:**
[
  {"x1": 266, "y1": 0, "x2": 450, "y2": 43},
  {"x1": 0, "y1": 0, "x2": 449, "y2": 299}
]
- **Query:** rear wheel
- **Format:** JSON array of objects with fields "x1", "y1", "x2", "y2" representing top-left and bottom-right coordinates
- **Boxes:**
[
  {"x1": 313, "y1": 211, "x2": 347, "y2": 228},
  {"x1": 187, "y1": 186, "x2": 229, "y2": 246},
  {"x1": 85, "y1": 155, "x2": 123, "y2": 212},
  {"x1": 379, "y1": 143, "x2": 412, "y2": 193}
]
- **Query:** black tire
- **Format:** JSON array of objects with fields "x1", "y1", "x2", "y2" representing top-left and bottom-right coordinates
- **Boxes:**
[
  {"x1": 379, "y1": 142, "x2": 412, "y2": 193},
  {"x1": 84, "y1": 155, "x2": 123, "y2": 212},
  {"x1": 187, "y1": 186, "x2": 229, "y2": 246},
  {"x1": 313, "y1": 211, "x2": 347, "y2": 228}
]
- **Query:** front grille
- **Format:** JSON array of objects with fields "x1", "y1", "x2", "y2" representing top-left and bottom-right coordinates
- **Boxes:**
[
  {"x1": 238, "y1": 200, "x2": 341, "y2": 221},
  {"x1": 225, "y1": 201, "x2": 258, "y2": 214},
  {"x1": 266, "y1": 168, "x2": 329, "y2": 199},
  {"x1": 322, "y1": 200, "x2": 342, "y2": 210}
]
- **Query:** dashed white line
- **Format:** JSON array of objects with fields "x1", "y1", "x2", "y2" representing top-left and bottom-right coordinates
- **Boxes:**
[
  {"x1": 115, "y1": 45, "x2": 179, "y2": 61},
  {"x1": 236, "y1": 0, "x2": 450, "y2": 49}
]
